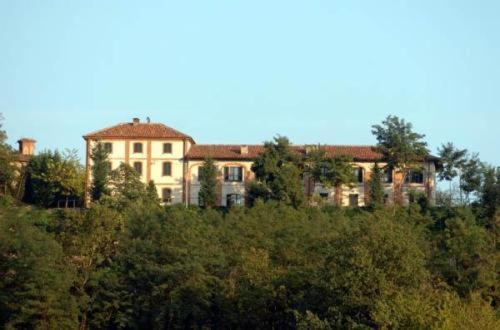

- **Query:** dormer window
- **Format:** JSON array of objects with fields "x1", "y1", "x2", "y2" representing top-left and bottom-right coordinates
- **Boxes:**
[{"x1": 133, "y1": 142, "x2": 143, "y2": 153}]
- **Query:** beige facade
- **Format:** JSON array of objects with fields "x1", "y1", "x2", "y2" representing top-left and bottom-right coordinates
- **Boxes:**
[{"x1": 84, "y1": 118, "x2": 438, "y2": 207}]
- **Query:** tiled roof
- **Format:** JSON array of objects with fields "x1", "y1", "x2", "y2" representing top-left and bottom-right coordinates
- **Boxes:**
[
  {"x1": 186, "y1": 144, "x2": 386, "y2": 161},
  {"x1": 84, "y1": 122, "x2": 193, "y2": 140}
]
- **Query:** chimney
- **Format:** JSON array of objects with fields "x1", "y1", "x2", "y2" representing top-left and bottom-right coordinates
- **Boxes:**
[
  {"x1": 18, "y1": 138, "x2": 36, "y2": 156},
  {"x1": 240, "y1": 145, "x2": 249, "y2": 155},
  {"x1": 132, "y1": 118, "x2": 140, "y2": 125}
]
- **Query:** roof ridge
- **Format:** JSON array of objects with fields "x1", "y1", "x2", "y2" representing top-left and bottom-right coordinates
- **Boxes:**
[{"x1": 83, "y1": 122, "x2": 128, "y2": 138}]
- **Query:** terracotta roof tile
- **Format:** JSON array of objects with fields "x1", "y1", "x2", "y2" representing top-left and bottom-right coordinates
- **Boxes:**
[
  {"x1": 84, "y1": 122, "x2": 192, "y2": 140},
  {"x1": 186, "y1": 144, "x2": 386, "y2": 161}
]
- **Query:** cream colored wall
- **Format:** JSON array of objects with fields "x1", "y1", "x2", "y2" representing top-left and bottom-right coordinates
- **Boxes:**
[
  {"x1": 312, "y1": 161, "x2": 437, "y2": 207},
  {"x1": 87, "y1": 138, "x2": 186, "y2": 204},
  {"x1": 187, "y1": 160, "x2": 253, "y2": 206}
]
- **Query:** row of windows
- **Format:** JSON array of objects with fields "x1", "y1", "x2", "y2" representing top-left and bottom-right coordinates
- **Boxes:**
[
  {"x1": 133, "y1": 161, "x2": 172, "y2": 176},
  {"x1": 197, "y1": 166, "x2": 244, "y2": 183},
  {"x1": 321, "y1": 167, "x2": 422, "y2": 184},
  {"x1": 103, "y1": 142, "x2": 173, "y2": 154}
]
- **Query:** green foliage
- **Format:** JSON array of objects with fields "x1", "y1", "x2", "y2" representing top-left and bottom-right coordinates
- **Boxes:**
[
  {"x1": 90, "y1": 142, "x2": 111, "y2": 202},
  {"x1": 307, "y1": 147, "x2": 355, "y2": 205},
  {"x1": 250, "y1": 136, "x2": 305, "y2": 207},
  {"x1": 372, "y1": 115, "x2": 429, "y2": 204},
  {"x1": 369, "y1": 162, "x2": 385, "y2": 209},
  {"x1": 24, "y1": 150, "x2": 85, "y2": 207},
  {"x1": 198, "y1": 157, "x2": 218, "y2": 208},
  {"x1": 0, "y1": 116, "x2": 16, "y2": 195},
  {"x1": 0, "y1": 208, "x2": 78, "y2": 328}
]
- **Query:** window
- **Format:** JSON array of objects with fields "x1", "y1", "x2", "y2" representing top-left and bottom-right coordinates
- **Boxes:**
[
  {"x1": 224, "y1": 166, "x2": 243, "y2": 182},
  {"x1": 354, "y1": 167, "x2": 364, "y2": 183},
  {"x1": 320, "y1": 166, "x2": 329, "y2": 177},
  {"x1": 406, "y1": 170, "x2": 424, "y2": 184},
  {"x1": 163, "y1": 143, "x2": 172, "y2": 154},
  {"x1": 349, "y1": 194, "x2": 359, "y2": 207},
  {"x1": 226, "y1": 194, "x2": 243, "y2": 207},
  {"x1": 162, "y1": 162, "x2": 172, "y2": 176},
  {"x1": 162, "y1": 188, "x2": 172, "y2": 203},
  {"x1": 133, "y1": 162, "x2": 142, "y2": 175},
  {"x1": 320, "y1": 192, "x2": 329, "y2": 199},
  {"x1": 103, "y1": 142, "x2": 113, "y2": 153},
  {"x1": 384, "y1": 168, "x2": 393, "y2": 183},
  {"x1": 133, "y1": 142, "x2": 143, "y2": 153}
]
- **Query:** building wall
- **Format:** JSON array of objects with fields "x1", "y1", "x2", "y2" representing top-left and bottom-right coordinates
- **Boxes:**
[
  {"x1": 187, "y1": 160, "x2": 254, "y2": 207},
  {"x1": 85, "y1": 138, "x2": 187, "y2": 204},
  {"x1": 85, "y1": 138, "x2": 437, "y2": 208}
]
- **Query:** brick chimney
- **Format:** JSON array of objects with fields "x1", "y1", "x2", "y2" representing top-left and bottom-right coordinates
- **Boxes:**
[
  {"x1": 240, "y1": 145, "x2": 249, "y2": 155},
  {"x1": 132, "y1": 118, "x2": 140, "y2": 125},
  {"x1": 18, "y1": 138, "x2": 36, "y2": 156}
]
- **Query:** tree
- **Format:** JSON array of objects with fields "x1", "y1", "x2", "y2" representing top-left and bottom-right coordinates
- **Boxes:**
[
  {"x1": 307, "y1": 147, "x2": 354, "y2": 205},
  {"x1": 369, "y1": 162, "x2": 385, "y2": 209},
  {"x1": 0, "y1": 209, "x2": 78, "y2": 328},
  {"x1": 371, "y1": 116, "x2": 429, "y2": 204},
  {"x1": 437, "y1": 142, "x2": 468, "y2": 203},
  {"x1": 90, "y1": 142, "x2": 111, "y2": 202},
  {"x1": 460, "y1": 153, "x2": 482, "y2": 203},
  {"x1": 250, "y1": 136, "x2": 305, "y2": 208},
  {"x1": 145, "y1": 180, "x2": 160, "y2": 204},
  {"x1": 0, "y1": 115, "x2": 16, "y2": 195},
  {"x1": 24, "y1": 150, "x2": 85, "y2": 207},
  {"x1": 198, "y1": 157, "x2": 218, "y2": 208},
  {"x1": 101, "y1": 163, "x2": 153, "y2": 210}
]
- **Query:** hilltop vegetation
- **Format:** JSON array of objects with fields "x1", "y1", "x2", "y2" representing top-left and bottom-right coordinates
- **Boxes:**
[{"x1": 0, "y1": 115, "x2": 498, "y2": 329}]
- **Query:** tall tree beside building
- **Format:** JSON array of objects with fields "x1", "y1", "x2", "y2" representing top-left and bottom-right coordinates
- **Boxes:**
[
  {"x1": 369, "y1": 162, "x2": 385, "y2": 209},
  {"x1": 308, "y1": 147, "x2": 355, "y2": 205},
  {"x1": 250, "y1": 136, "x2": 305, "y2": 208},
  {"x1": 437, "y1": 142, "x2": 468, "y2": 203},
  {"x1": 0, "y1": 115, "x2": 16, "y2": 195},
  {"x1": 371, "y1": 116, "x2": 429, "y2": 204},
  {"x1": 90, "y1": 142, "x2": 110, "y2": 202},
  {"x1": 460, "y1": 153, "x2": 483, "y2": 203},
  {"x1": 198, "y1": 157, "x2": 218, "y2": 208}
]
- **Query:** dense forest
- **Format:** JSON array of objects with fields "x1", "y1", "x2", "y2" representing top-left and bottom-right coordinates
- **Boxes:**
[{"x1": 0, "y1": 116, "x2": 498, "y2": 329}]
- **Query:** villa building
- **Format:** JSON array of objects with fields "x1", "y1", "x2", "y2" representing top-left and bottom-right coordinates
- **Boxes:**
[{"x1": 84, "y1": 118, "x2": 439, "y2": 207}]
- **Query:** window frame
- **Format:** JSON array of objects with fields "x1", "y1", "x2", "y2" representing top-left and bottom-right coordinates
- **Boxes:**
[
  {"x1": 103, "y1": 142, "x2": 113, "y2": 154},
  {"x1": 133, "y1": 161, "x2": 143, "y2": 175},
  {"x1": 163, "y1": 143, "x2": 173, "y2": 154},
  {"x1": 349, "y1": 194, "x2": 359, "y2": 207},
  {"x1": 162, "y1": 188, "x2": 172, "y2": 204},
  {"x1": 162, "y1": 162, "x2": 172, "y2": 176},
  {"x1": 353, "y1": 167, "x2": 364, "y2": 184},
  {"x1": 384, "y1": 168, "x2": 393, "y2": 184},
  {"x1": 133, "y1": 142, "x2": 143, "y2": 154},
  {"x1": 405, "y1": 170, "x2": 424, "y2": 184},
  {"x1": 224, "y1": 166, "x2": 243, "y2": 182},
  {"x1": 226, "y1": 194, "x2": 243, "y2": 207}
]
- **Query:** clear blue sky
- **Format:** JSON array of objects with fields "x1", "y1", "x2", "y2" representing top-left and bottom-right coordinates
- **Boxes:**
[{"x1": 1, "y1": 1, "x2": 499, "y2": 165}]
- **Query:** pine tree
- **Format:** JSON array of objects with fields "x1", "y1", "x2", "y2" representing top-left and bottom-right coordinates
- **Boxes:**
[
  {"x1": 90, "y1": 142, "x2": 110, "y2": 202},
  {"x1": 198, "y1": 157, "x2": 218, "y2": 208},
  {"x1": 369, "y1": 163, "x2": 385, "y2": 209}
]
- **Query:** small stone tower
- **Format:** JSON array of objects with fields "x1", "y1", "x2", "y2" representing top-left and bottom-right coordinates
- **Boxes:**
[{"x1": 17, "y1": 138, "x2": 36, "y2": 156}]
